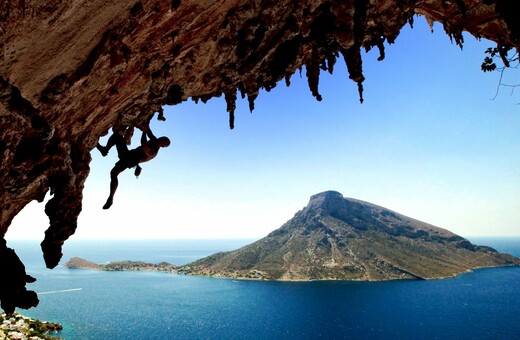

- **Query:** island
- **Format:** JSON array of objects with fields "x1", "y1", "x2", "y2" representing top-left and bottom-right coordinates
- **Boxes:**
[
  {"x1": 64, "y1": 257, "x2": 179, "y2": 273},
  {"x1": 64, "y1": 191, "x2": 520, "y2": 281}
]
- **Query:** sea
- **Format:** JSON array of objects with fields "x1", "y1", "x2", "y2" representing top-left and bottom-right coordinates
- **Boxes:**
[{"x1": 6, "y1": 237, "x2": 520, "y2": 340}]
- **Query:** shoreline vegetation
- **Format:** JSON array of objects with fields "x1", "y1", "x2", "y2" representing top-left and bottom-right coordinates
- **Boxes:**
[
  {"x1": 63, "y1": 256, "x2": 520, "y2": 282},
  {"x1": 0, "y1": 312, "x2": 62, "y2": 340},
  {"x1": 64, "y1": 257, "x2": 274, "y2": 279}
]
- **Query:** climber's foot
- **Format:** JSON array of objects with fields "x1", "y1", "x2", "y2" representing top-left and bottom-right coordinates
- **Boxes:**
[{"x1": 102, "y1": 198, "x2": 113, "y2": 210}]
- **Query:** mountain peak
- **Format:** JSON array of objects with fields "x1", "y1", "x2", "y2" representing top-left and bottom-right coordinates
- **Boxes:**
[
  {"x1": 309, "y1": 191, "x2": 344, "y2": 203},
  {"x1": 305, "y1": 190, "x2": 354, "y2": 219},
  {"x1": 307, "y1": 190, "x2": 344, "y2": 211}
]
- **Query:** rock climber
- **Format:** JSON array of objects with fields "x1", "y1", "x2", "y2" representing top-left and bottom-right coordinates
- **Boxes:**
[{"x1": 97, "y1": 125, "x2": 170, "y2": 209}]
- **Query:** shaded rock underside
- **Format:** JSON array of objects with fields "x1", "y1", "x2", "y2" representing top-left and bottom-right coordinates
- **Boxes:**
[{"x1": 0, "y1": 0, "x2": 519, "y2": 313}]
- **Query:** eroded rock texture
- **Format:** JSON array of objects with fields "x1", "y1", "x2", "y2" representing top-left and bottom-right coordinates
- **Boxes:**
[{"x1": 0, "y1": 0, "x2": 518, "y2": 312}]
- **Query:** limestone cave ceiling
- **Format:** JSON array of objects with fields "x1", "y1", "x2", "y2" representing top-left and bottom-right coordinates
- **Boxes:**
[{"x1": 0, "y1": 0, "x2": 518, "y2": 313}]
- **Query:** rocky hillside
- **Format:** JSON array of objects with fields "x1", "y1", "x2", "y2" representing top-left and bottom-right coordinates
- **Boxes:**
[
  {"x1": 63, "y1": 257, "x2": 102, "y2": 270},
  {"x1": 186, "y1": 191, "x2": 520, "y2": 281}
]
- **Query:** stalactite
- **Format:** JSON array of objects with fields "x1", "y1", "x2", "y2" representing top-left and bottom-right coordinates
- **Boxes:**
[
  {"x1": 305, "y1": 48, "x2": 323, "y2": 101},
  {"x1": 285, "y1": 73, "x2": 292, "y2": 87},
  {"x1": 237, "y1": 82, "x2": 246, "y2": 99},
  {"x1": 377, "y1": 37, "x2": 386, "y2": 61},
  {"x1": 341, "y1": 46, "x2": 365, "y2": 103},
  {"x1": 247, "y1": 93, "x2": 257, "y2": 113},
  {"x1": 446, "y1": 28, "x2": 464, "y2": 49},
  {"x1": 42, "y1": 166, "x2": 84, "y2": 268},
  {"x1": 225, "y1": 91, "x2": 237, "y2": 129},
  {"x1": 326, "y1": 52, "x2": 338, "y2": 74},
  {"x1": 345, "y1": 0, "x2": 368, "y2": 103},
  {"x1": 357, "y1": 81, "x2": 364, "y2": 104}
]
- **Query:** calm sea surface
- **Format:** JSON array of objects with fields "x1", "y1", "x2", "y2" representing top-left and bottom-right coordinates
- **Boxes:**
[{"x1": 7, "y1": 237, "x2": 520, "y2": 339}]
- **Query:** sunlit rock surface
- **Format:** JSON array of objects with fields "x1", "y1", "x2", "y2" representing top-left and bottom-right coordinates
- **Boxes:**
[{"x1": 0, "y1": 0, "x2": 518, "y2": 312}]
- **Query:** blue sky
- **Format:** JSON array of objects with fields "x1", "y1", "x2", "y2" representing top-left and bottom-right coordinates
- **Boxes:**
[{"x1": 8, "y1": 18, "x2": 520, "y2": 240}]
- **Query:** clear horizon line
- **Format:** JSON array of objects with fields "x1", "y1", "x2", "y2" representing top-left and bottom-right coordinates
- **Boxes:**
[{"x1": 6, "y1": 235, "x2": 520, "y2": 241}]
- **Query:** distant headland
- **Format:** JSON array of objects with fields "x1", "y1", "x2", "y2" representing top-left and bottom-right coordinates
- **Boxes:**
[
  {"x1": 64, "y1": 257, "x2": 179, "y2": 274},
  {"x1": 64, "y1": 191, "x2": 520, "y2": 281}
]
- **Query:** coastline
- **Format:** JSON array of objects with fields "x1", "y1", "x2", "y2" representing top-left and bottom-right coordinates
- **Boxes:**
[
  {"x1": 63, "y1": 257, "x2": 520, "y2": 283},
  {"x1": 0, "y1": 312, "x2": 62, "y2": 340},
  {"x1": 182, "y1": 263, "x2": 520, "y2": 282}
]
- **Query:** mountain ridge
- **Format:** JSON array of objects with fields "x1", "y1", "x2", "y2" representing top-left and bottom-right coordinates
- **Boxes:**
[{"x1": 185, "y1": 191, "x2": 520, "y2": 281}]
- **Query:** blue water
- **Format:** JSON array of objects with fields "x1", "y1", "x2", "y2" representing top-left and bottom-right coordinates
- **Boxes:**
[{"x1": 7, "y1": 237, "x2": 520, "y2": 339}]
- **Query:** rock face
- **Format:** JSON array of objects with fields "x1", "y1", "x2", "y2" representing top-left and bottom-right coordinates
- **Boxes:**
[
  {"x1": 187, "y1": 191, "x2": 520, "y2": 281},
  {"x1": 0, "y1": 1, "x2": 519, "y2": 312}
]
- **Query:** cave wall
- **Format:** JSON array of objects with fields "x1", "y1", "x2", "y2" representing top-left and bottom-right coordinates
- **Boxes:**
[{"x1": 0, "y1": 0, "x2": 518, "y2": 313}]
